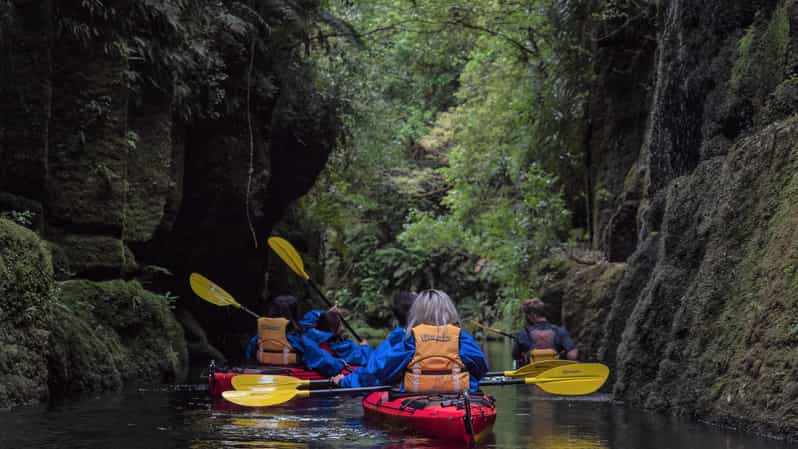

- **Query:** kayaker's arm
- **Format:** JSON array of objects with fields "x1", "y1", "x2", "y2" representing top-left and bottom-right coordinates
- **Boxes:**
[
  {"x1": 459, "y1": 331, "x2": 489, "y2": 380},
  {"x1": 289, "y1": 334, "x2": 346, "y2": 376},
  {"x1": 511, "y1": 328, "x2": 530, "y2": 364},
  {"x1": 329, "y1": 339, "x2": 371, "y2": 366},
  {"x1": 558, "y1": 327, "x2": 578, "y2": 360},
  {"x1": 338, "y1": 332, "x2": 414, "y2": 388},
  {"x1": 244, "y1": 335, "x2": 258, "y2": 360}
]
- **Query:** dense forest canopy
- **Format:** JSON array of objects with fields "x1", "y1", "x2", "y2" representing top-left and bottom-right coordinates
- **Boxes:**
[{"x1": 299, "y1": 0, "x2": 634, "y2": 329}]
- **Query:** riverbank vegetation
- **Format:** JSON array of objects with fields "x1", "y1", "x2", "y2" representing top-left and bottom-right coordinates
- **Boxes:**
[{"x1": 298, "y1": 0, "x2": 617, "y2": 329}]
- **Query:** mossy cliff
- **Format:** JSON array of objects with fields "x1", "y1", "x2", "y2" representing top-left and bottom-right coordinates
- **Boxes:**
[
  {"x1": 0, "y1": 0, "x2": 340, "y2": 405},
  {"x1": 0, "y1": 219, "x2": 187, "y2": 409},
  {"x1": 551, "y1": 0, "x2": 798, "y2": 439}
]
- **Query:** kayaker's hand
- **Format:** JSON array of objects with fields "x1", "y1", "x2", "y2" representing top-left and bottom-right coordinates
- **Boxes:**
[
  {"x1": 331, "y1": 374, "x2": 344, "y2": 385},
  {"x1": 359, "y1": 339, "x2": 368, "y2": 346}
]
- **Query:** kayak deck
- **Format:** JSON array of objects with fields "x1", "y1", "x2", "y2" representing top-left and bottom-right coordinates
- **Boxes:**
[{"x1": 362, "y1": 390, "x2": 496, "y2": 444}]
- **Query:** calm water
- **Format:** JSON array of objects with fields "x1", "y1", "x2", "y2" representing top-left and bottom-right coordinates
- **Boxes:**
[{"x1": 0, "y1": 341, "x2": 792, "y2": 449}]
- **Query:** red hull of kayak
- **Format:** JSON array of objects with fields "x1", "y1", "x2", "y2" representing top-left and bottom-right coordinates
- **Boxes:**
[
  {"x1": 362, "y1": 391, "x2": 496, "y2": 444},
  {"x1": 210, "y1": 367, "x2": 329, "y2": 397}
]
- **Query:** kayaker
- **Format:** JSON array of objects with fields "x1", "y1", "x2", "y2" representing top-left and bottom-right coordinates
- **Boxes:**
[
  {"x1": 304, "y1": 308, "x2": 372, "y2": 366},
  {"x1": 244, "y1": 295, "x2": 348, "y2": 376},
  {"x1": 252, "y1": 294, "x2": 304, "y2": 366},
  {"x1": 332, "y1": 289, "x2": 488, "y2": 393},
  {"x1": 511, "y1": 297, "x2": 578, "y2": 365}
]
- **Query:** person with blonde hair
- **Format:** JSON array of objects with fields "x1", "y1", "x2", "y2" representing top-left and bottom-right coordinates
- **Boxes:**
[
  {"x1": 512, "y1": 298, "x2": 578, "y2": 365},
  {"x1": 333, "y1": 289, "x2": 488, "y2": 393}
]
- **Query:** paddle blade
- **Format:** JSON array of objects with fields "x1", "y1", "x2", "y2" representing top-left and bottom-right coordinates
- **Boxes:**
[
  {"x1": 507, "y1": 360, "x2": 578, "y2": 378},
  {"x1": 189, "y1": 273, "x2": 240, "y2": 307},
  {"x1": 267, "y1": 237, "x2": 310, "y2": 281},
  {"x1": 222, "y1": 387, "x2": 308, "y2": 407},
  {"x1": 232, "y1": 374, "x2": 307, "y2": 390},
  {"x1": 526, "y1": 363, "x2": 609, "y2": 396}
]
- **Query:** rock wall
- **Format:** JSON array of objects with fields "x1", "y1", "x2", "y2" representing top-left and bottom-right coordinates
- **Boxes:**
[
  {"x1": 555, "y1": 0, "x2": 798, "y2": 439},
  {"x1": 0, "y1": 219, "x2": 186, "y2": 409},
  {"x1": 0, "y1": 0, "x2": 339, "y2": 406}
]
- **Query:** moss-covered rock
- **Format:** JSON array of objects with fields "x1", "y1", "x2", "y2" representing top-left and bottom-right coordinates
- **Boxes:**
[
  {"x1": 0, "y1": 218, "x2": 56, "y2": 409},
  {"x1": 55, "y1": 234, "x2": 138, "y2": 278},
  {"x1": 48, "y1": 279, "x2": 188, "y2": 396},
  {"x1": 0, "y1": 220, "x2": 187, "y2": 407}
]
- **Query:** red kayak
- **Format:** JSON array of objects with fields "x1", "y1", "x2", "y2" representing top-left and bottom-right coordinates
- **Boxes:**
[
  {"x1": 210, "y1": 366, "x2": 351, "y2": 397},
  {"x1": 362, "y1": 391, "x2": 496, "y2": 444}
]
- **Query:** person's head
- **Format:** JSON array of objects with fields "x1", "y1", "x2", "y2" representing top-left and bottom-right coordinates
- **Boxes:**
[
  {"x1": 316, "y1": 309, "x2": 343, "y2": 336},
  {"x1": 522, "y1": 298, "x2": 547, "y2": 323},
  {"x1": 267, "y1": 295, "x2": 301, "y2": 331},
  {"x1": 392, "y1": 291, "x2": 416, "y2": 327},
  {"x1": 405, "y1": 289, "x2": 459, "y2": 336}
]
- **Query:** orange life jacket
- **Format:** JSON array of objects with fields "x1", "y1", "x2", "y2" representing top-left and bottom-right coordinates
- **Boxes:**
[
  {"x1": 403, "y1": 324, "x2": 469, "y2": 393},
  {"x1": 256, "y1": 317, "x2": 298, "y2": 365}
]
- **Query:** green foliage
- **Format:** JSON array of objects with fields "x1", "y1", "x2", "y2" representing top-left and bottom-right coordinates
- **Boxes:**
[
  {"x1": 296, "y1": 0, "x2": 596, "y2": 328},
  {"x1": 50, "y1": 0, "x2": 328, "y2": 121},
  {"x1": 0, "y1": 210, "x2": 34, "y2": 227}
]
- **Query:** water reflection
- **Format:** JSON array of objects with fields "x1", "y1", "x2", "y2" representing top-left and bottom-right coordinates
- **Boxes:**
[{"x1": 0, "y1": 341, "x2": 793, "y2": 449}]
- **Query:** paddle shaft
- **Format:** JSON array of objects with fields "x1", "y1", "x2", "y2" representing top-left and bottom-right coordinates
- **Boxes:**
[
  {"x1": 309, "y1": 377, "x2": 575, "y2": 392},
  {"x1": 303, "y1": 385, "x2": 390, "y2": 396},
  {"x1": 479, "y1": 378, "x2": 528, "y2": 387},
  {"x1": 238, "y1": 304, "x2": 260, "y2": 319},
  {"x1": 307, "y1": 279, "x2": 363, "y2": 342},
  {"x1": 469, "y1": 320, "x2": 516, "y2": 339}
]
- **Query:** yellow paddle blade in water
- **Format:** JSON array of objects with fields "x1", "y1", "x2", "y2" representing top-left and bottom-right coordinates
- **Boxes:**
[
  {"x1": 525, "y1": 363, "x2": 609, "y2": 396},
  {"x1": 267, "y1": 237, "x2": 310, "y2": 281},
  {"x1": 504, "y1": 360, "x2": 578, "y2": 378},
  {"x1": 189, "y1": 273, "x2": 240, "y2": 307},
  {"x1": 222, "y1": 386, "x2": 310, "y2": 407},
  {"x1": 232, "y1": 374, "x2": 309, "y2": 390}
]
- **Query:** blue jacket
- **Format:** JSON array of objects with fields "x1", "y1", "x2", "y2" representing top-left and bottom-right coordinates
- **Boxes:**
[
  {"x1": 300, "y1": 310, "x2": 324, "y2": 330},
  {"x1": 304, "y1": 328, "x2": 373, "y2": 366},
  {"x1": 336, "y1": 326, "x2": 405, "y2": 388},
  {"x1": 339, "y1": 327, "x2": 488, "y2": 392}
]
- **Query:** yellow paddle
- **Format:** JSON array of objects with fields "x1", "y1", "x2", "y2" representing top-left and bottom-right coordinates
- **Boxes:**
[
  {"x1": 189, "y1": 273, "x2": 260, "y2": 319},
  {"x1": 231, "y1": 374, "x2": 332, "y2": 390},
  {"x1": 486, "y1": 359, "x2": 577, "y2": 378},
  {"x1": 480, "y1": 363, "x2": 609, "y2": 395},
  {"x1": 267, "y1": 236, "x2": 363, "y2": 342},
  {"x1": 222, "y1": 364, "x2": 610, "y2": 407}
]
